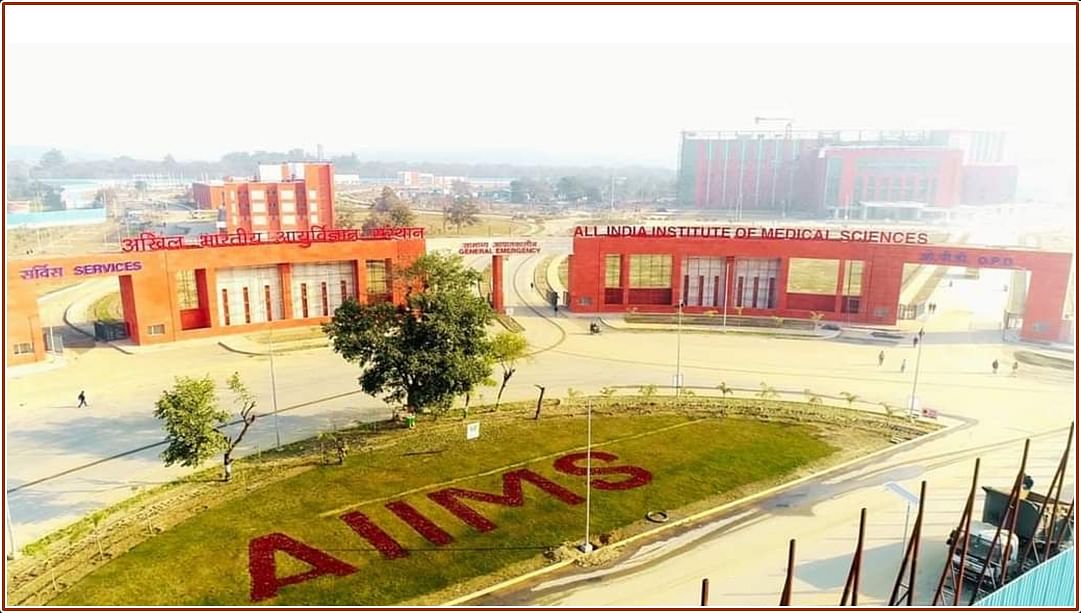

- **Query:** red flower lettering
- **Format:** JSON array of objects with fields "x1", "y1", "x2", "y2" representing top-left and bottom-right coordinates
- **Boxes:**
[
  {"x1": 386, "y1": 500, "x2": 454, "y2": 546},
  {"x1": 428, "y1": 469, "x2": 584, "y2": 532},
  {"x1": 248, "y1": 532, "x2": 356, "y2": 602},
  {"x1": 553, "y1": 451, "x2": 653, "y2": 490},
  {"x1": 340, "y1": 511, "x2": 410, "y2": 560}
]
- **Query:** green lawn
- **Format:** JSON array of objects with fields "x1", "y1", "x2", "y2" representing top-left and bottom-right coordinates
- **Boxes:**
[{"x1": 53, "y1": 414, "x2": 835, "y2": 606}]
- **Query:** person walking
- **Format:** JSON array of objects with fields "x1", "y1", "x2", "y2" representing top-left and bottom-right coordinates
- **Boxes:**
[
  {"x1": 912, "y1": 335, "x2": 919, "y2": 348},
  {"x1": 1012, "y1": 360, "x2": 1020, "y2": 376},
  {"x1": 878, "y1": 350, "x2": 885, "y2": 367},
  {"x1": 900, "y1": 359, "x2": 907, "y2": 373},
  {"x1": 77, "y1": 391, "x2": 88, "y2": 408},
  {"x1": 992, "y1": 359, "x2": 1000, "y2": 374}
]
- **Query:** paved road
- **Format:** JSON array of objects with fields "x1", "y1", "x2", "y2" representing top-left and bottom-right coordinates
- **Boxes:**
[{"x1": 3, "y1": 224, "x2": 1074, "y2": 609}]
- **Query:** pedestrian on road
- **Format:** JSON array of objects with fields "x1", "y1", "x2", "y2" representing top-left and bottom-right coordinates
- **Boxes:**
[
  {"x1": 912, "y1": 335, "x2": 919, "y2": 348},
  {"x1": 992, "y1": 359, "x2": 1000, "y2": 374},
  {"x1": 878, "y1": 350, "x2": 885, "y2": 367},
  {"x1": 77, "y1": 391, "x2": 88, "y2": 408},
  {"x1": 900, "y1": 359, "x2": 907, "y2": 373},
  {"x1": 1012, "y1": 361, "x2": 1020, "y2": 376},
  {"x1": 553, "y1": 303, "x2": 559, "y2": 315}
]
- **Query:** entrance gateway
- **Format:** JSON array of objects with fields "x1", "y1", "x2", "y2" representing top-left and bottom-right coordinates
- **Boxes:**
[{"x1": 6, "y1": 225, "x2": 1072, "y2": 365}]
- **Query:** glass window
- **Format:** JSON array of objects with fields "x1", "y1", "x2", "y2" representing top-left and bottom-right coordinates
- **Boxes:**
[
  {"x1": 629, "y1": 255, "x2": 671, "y2": 288},
  {"x1": 147, "y1": 324, "x2": 166, "y2": 336},
  {"x1": 902, "y1": 177, "x2": 915, "y2": 201},
  {"x1": 176, "y1": 270, "x2": 199, "y2": 309},
  {"x1": 866, "y1": 177, "x2": 877, "y2": 201},
  {"x1": 605, "y1": 255, "x2": 621, "y2": 288},
  {"x1": 13, "y1": 342, "x2": 33, "y2": 355},
  {"x1": 366, "y1": 260, "x2": 390, "y2": 294},
  {"x1": 853, "y1": 177, "x2": 863, "y2": 202}
]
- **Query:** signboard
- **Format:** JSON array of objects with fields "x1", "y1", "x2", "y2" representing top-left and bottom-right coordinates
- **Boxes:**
[
  {"x1": 426, "y1": 237, "x2": 573, "y2": 257},
  {"x1": 457, "y1": 240, "x2": 541, "y2": 255},
  {"x1": 884, "y1": 481, "x2": 920, "y2": 506},
  {"x1": 574, "y1": 225, "x2": 929, "y2": 245},
  {"x1": 466, "y1": 422, "x2": 480, "y2": 440},
  {"x1": 119, "y1": 226, "x2": 425, "y2": 253},
  {"x1": 18, "y1": 260, "x2": 143, "y2": 281}
]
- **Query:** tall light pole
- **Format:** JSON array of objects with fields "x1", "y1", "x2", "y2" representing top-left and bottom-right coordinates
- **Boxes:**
[
  {"x1": 675, "y1": 301, "x2": 684, "y2": 397},
  {"x1": 579, "y1": 399, "x2": 594, "y2": 553},
  {"x1": 908, "y1": 327, "x2": 925, "y2": 418},
  {"x1": 722, "y1": 264, "x2": 730, "y2": 331},
  {"x1": 6, "y1": 498, "x2": 17, "y2": 560},
  {"x1": 267, "y1": 325, "x2": 282, "y2": 449}
]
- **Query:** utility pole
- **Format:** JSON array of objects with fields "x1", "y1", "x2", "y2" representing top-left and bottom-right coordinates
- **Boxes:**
[
  {"x1": 268, "y1": 326, "x2": 282, "y2": 449},
  {"x1": 6, "y1": 498, "x2": 17, "y2": 560},
  {"x1": 579, "y1": 399, "x2": 594, "y2": 553},
  {"x1": 908, "y1": 328, "x2": 925, "y2": 418}
]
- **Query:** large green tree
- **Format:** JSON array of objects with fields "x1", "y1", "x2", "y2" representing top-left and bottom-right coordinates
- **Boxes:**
[
  {"x1": 154, "y1": 373, "x2": 258, "y2": 481},
  {"x1": 323, "y1": 253, "x2": 494, "y2": 415},
  {"x1": 369, "y1": 186, "x2": 415, "y2": 227},
  {"x1": 447, "y1": 198, "x2": 479, "y2": 233}
]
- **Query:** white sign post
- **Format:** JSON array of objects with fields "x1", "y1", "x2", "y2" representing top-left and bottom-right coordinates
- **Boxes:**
[
  {"x1": 885, "y1": 481, "x2": 919, "y2": 541},
  {"x1": 466, "y1": 422, "x2": 480, "y2": 440}
]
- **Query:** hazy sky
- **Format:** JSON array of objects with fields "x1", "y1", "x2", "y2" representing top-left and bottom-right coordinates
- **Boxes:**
[{"x1": 4, "y1": 5, "x2": 1076, "y2": 172}]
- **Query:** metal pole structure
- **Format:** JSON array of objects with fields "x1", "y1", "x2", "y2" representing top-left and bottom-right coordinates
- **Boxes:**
[
  {"x1": 888, "y1": 481, "x2": 927, "y2": 606},
  {"x1": 675, "y1": 301, "x2": 683, "y2": 397},
  {"x1": 722, "y1": 264, "x2": 730, "y2": 331},
  {"x1": 908, "y1": 328, "x2": 924, "y2": 417},
  {"x1": 839, "y1": 508, "x2": 867, "y2": 606},
  {"x1": 780, "y1": 539, "x2": 796, "y2": 606},
  {"x1": 967, "y1": 439, "x2": 1030, "y2": 604},
  {"x1": 932, "y1": 458, "x2": 980, "y2": 605},
  {"x1": 699, "y1": 578, "x2": 709, "y2": 606},
  {"x1": 580, "y1": 400, "x2": 593, "y2": 553},
  {"x1": 1036, "y1": 423, "x2": 1075, "y2": 561},
  {"x1": 268, "y1": 326, "x2": 282, "y2": 449},
  {"x1": 5, "y1": 498, "x2": 17, "y2": 560}
]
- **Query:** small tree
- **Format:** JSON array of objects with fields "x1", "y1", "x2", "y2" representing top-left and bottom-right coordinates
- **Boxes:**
[
  {"x1": 154, "y1": 373, "x2": 257, "y2": 482},
  {"x1": 756, "y1": 382, "x2": 779, "y2": 400},
  {"x1": 318, "y1": 431, "x2": 348, "y2": 465},
  {"x1": 639, "y1": 384, "x2": 658, "y2": 401},
  {"x1": 599, "y1": 386, "x2": 618, "y2": 406},
  {"x1": 566, "y1": 387, "x2": 582, "y2": 408},
  {"x1": 491, "y1": 331, "x2": 528, "y2": 409},
  {"x1": 804, "y1": 388, "x2": 823, "y2": 406},
  {"x1": 716, "y1": 382, "x2": 733, "y2": 405},
  {"x1": 840, "y1": 391, "x2": 859, "y2": 409},
  {"x1": 880, "y1": 402, "x2": 896, "y2": 428}
]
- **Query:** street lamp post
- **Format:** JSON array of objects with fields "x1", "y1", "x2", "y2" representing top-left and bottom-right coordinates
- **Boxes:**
[
  {"x1": 267, "y1": 326, "x2": 282, "y2": 449},
  {"x1": 908, "y1": 328, "x2": 925, "y2": 419},
  {"x1": 579, "y1": 399, "x2": 594, "y2": 553},
  {"x1": 722, "y1": 264, "x2": 730, "y2": 331},
  {"x1": 675, "y1": 301, "x2": 684, "y2": 397},
  {"x1": 6, "y1": 498, "x2": 17, "y2": 560}
]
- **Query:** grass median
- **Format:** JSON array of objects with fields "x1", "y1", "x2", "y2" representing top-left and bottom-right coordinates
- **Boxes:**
[{"x1": 51, "y1": 409, "x2": 852, "y2": 606}]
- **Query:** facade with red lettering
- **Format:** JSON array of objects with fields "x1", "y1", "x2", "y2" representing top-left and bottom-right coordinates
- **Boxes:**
[
  {"x1": 567, "y1": 226, "x2": 1073, "y2": 344},
  {"x1": 7, "y1": 228, "x2": 425, "y2": 366}
]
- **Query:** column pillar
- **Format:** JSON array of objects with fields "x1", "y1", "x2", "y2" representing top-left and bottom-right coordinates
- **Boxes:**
[
  {"x1": 279, "y1": 263, "x2": 294, "y2": 320},
  {"x1": 491, "y1": 254, "x2": 505, "y2": 314},
  {"x1": 620, "y1": 253, "x2": 631, "y2": 306},
  {"x1": 775, "y1": 257, "x2": 789, "y2": 311},
  {"x1": 834, "y1": 259, "x2": 847, "y2": 313},
  {"x1": 202, "y1": 267, "x2": 220, "y2": 328},
  {"x1": 671, "y1": 253, "x2": 683, "y2": 307}
]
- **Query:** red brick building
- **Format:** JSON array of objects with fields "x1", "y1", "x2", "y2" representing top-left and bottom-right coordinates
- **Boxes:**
[
  {"x1": 567, "y1": 226, "x2": 1072, "y2": 343},
  {"x1": 677, "y1": 130, "x2": 1019, "y2": 217},
  {"x1": 193, "y1": 162, "x2": 335, "y2": 234}
]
